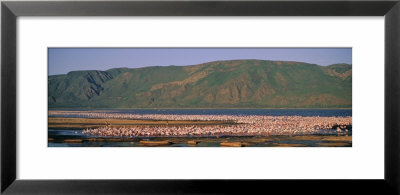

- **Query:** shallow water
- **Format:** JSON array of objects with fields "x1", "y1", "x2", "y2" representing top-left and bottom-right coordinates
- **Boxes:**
[{"x1": 48, "y1": 129, "x2": 351, "y2": 147}]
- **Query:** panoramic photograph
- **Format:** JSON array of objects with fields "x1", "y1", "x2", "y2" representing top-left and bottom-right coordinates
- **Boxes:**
[{"x1": 48, "y1": 48, "x2": 352, "y2": 147}]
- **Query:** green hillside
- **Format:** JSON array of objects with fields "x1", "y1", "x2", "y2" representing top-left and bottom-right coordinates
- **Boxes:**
[{"x1": 48, "y1": 60, "x2": 352, "y2": 108}]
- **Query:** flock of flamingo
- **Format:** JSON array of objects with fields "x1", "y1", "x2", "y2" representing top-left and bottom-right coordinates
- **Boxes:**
[{"x1": 49, "y1": 111, "x2": 352, "y2": 137}]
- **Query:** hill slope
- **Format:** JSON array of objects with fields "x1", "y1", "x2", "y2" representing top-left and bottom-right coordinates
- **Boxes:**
[{"x1": 48, "y1": 60, "x2": 352, "y2": 108}]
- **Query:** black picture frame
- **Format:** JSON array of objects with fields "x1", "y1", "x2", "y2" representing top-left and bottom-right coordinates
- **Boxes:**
[{"x1": 1, "y1": 0, "x2": 399, "y2": 194}]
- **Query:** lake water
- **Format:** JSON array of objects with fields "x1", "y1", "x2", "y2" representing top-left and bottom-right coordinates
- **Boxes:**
[
  {"x1": 49, "y1": 108, "x2": 352, "y2": 117},
  {"x1": 48, "y1": 128, "x2": 351, "y2": 147}
]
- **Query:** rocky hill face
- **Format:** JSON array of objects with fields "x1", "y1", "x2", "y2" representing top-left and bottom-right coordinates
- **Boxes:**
[{"x1": 48, "y1": 60, "x2": 352, "y2": 108}]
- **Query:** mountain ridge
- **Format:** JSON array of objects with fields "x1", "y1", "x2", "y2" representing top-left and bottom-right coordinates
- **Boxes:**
[{"x1": 48, "y1": 59, "x2": 352, "y2": 108}]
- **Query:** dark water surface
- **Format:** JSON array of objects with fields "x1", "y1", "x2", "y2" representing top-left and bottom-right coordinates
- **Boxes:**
[{"x1": 50, "y1": 108, "x2": 352, "y2": 117}]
